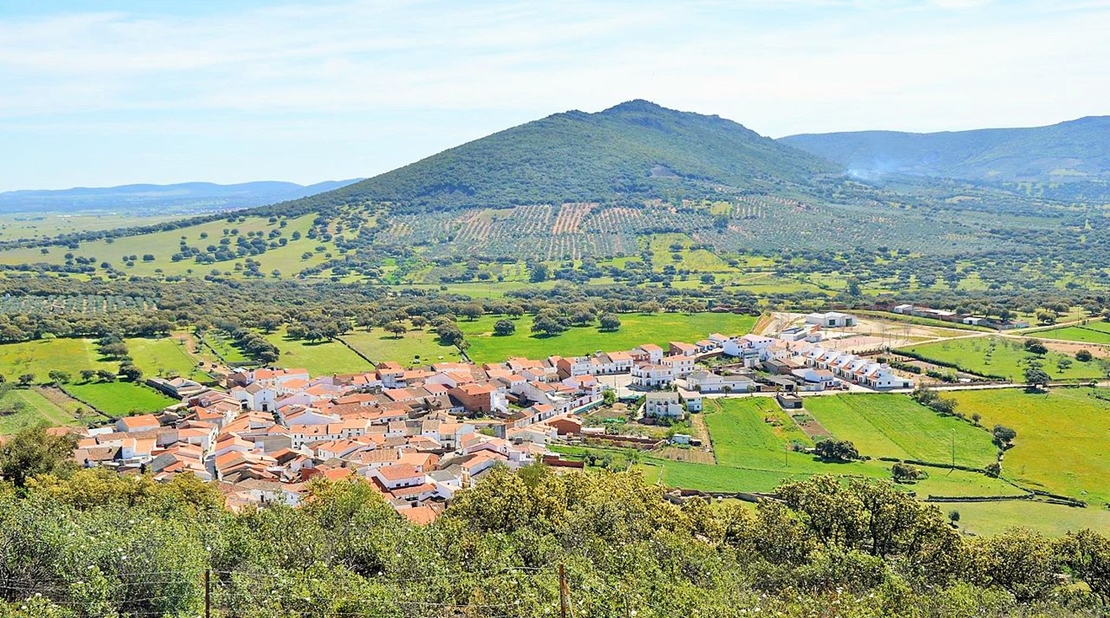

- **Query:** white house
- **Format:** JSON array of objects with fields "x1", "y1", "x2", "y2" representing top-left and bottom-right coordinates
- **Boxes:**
[
  {"x1": 632, "y1": 344, "x2": 665, "y2": 364},
  {"x1": 859, "y1": 364, "x2": 913, "y2": 390},
  {"x1": 631, "y1": 363, "x2": 674, "y2": 388},
  {"x1": 677, "y1": 389, "x2": 702, "y2": 413},
  {"x1": 686, "y1": 370, "x2": 755, "y2": 393},
  {"x1": 643, "y1": 392, "x2": 684, "y2": 419},
  {"x1": 661, "y1": 355, "x2": 696, "y2": 378},
  {"x1": 791, "y1": 367, "x2": 838, "y2": 388},
  {"x1": 231, "y1": 383, "x2": 277, "y2": 413},
  {"x1": 722, "y1": 334, "x2": 774, "y2": 357},
  {"x1": 370, "y1": 464, "x2": 427, "y2": 491},
  {"x1": 778, "y1": 327, "x2": 809, "y2": 342}
]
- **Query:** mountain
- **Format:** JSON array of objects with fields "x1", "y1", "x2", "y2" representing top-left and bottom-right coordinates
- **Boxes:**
[
  {"x1": 779, "y1": 116, "x2": 1110, "y2": 184},
  {"x1": 285, "y1": 100, "x2": 838, "y2": 213},
  {"x1": 0, "y1": 179, "x2": 362, "y2": 214}
]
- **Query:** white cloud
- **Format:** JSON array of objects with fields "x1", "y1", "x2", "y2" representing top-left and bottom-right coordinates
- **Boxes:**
[{"x1": 0, "y1": 0, "x2": 1107, "y2": 188}]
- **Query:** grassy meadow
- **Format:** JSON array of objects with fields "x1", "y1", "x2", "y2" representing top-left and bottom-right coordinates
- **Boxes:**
[
  {"x1": 904, "y1": 336, "x2": 1105, "y2": 381},
  {"x1": 126, "y1": 335, "x2": 210, "y2": 381},
  {"x1": 0, "y1": 386, "x2": 95, "y2": 434},
  {"x1": 1028, "y1": 322, "x2": 1110, "y2": 345},
  {"x1": 262, "y1": 328, "x2": 375, "y2": 375},
  {"x1": 950, "y1": 501, "x2": 1110, "y2": 537},
  {"x1": 199, "y1": 331, "x2": 253, "y2": 366},
  {"x1": 459, "y1": 312, "x2": 756, "y2": 364},
  {"x1": 804, "y1": 394, "x2": 997, "y2": 468},
  {"x1": 949, "y1": 388, "x2": 1110, "y2": 505},
  {"x1": 64, "y1": 381, "x2": 177, "y2": 417},
  {"x1": 0, "y1": 338, "x2": 114, "y2": 383},
  {"x1": 0, "y1": 213, "x2": 334, "y2": 279},
  {"x1": 340, "y1": 327, "x2": 462, "y2": 366},
  {"x1": 0, "y1": 213, "x2": 182, "y2": 242},
  {"x1": 702, "y1": 398, "x2": 813, "y2": 469}
]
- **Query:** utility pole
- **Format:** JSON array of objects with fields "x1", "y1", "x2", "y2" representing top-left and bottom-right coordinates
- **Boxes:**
[
  {"x1": 204, "y1": 569, "x2": 211, "y2": 618},
  {"x1": 558, "y1": 563, "x2": 569, "y2": 618}
]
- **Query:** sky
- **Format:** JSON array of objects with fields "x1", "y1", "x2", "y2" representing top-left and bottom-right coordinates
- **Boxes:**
[{"x1": 0, "y1": 0, "x2": 1106, "y2": 191}]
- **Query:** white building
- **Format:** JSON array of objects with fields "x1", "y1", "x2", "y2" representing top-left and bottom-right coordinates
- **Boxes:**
[
  {"x1": 805, "y1": 312, "x2": 856, "y2": 328},
  {"x1": 631, "y1": 364, "x2": 674, "y2": 389},
  {"x1": 661, "y1": 355, "x2": 696, "y2": 378},
  {"x1": 677, "y1": 389, "x2": 702, "y2": 413},
  {"x1": 643, "y1": 392, "x2": 684, "y2": 419},
  {"x1": 231, "y1": 383, "x2": 277, "y2": 413}
]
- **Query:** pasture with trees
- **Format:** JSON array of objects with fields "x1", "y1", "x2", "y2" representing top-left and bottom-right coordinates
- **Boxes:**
[
  {"x1": 950, "y1": 388, "x2": 1110, "y2": 505},
  {"x1": 805, "y1": 393, "x2": 997, "y2": 468},
  {"x1": 904, "y1": 336, "x2": 1107, "y2": 382},
  {"x1": 459, "y1": 312, "x2": 757, "y2": 364}
]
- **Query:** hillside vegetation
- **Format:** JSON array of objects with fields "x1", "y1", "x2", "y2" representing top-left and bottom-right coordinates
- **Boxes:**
[
  {"x1": 6, "y1": 101, "x2": 1110, "y2": 298},
  {"x1": 1, "y1": 453, "x2": 1110, "y2": 617},
  {"x1": 281, "y1": 99, "x2": 837, "y2": 212},
  {"x1": 781, "y1": 116, "x2": 1110, "y2": 187}
]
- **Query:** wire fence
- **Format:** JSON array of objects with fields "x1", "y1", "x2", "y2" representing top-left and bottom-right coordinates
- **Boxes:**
[{"x1": 0, "y1": 564, "x2": 582, "y2": 618}]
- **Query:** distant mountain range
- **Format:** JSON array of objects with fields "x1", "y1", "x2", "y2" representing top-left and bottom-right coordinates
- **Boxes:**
[
  {"x1": 0, "y1": 179, "x2": 361, "y2": 214},
  {"x1": 290, "y1": 99, "x2": 837, "y2": 213},
  {"x1": 10, "y1": 105, "x2": 1110, "y2": 219},
  {"x1": 6, "y1": 101, "x2": 1110, "y2": 271},
  {"x1": 780, "y1": 116, "x2": 1110, "y2": 185}
]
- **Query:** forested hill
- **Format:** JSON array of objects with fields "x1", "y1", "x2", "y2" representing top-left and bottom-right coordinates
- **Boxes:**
[
  {"x1": 780, "y1": 116, "x2": 1110, "y2": 184},
  {"x1": 275, "y1": 99, "x2": 838, "y2": 213},
  {"x1": 0, "y1": 179, "x2": 361, "y2": 214}
]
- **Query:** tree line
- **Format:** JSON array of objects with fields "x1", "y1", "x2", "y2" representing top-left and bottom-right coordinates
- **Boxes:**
[{"x1": 0, "y1": 425, "x2": 1109, "y2": 617}]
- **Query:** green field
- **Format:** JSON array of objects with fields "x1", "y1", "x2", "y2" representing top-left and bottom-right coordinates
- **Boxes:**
[
  {"x1": 904, "y1": 336, "x2": 1105, "y2": 381},
  {"x1": 949, "y1": 388, "x2": 1110, "y2": 505},
  {"x1": 0, "y1": 213, "x2": 334, "y2": 279},
  {"x1": 702, "y1": 398, "x2": 813, "y2": 468},
  {"x1": 949, "y1": 501, "x2": 1110, "y2": 537},
  {"x1": 639, "y1": 458, "x2": 819, "y2": 493},
  {"x1": 340, "y1": 327, "x2": 462, "y2": 366},
  {"x1": 633, "y1": 393, "x2": 1028, "y2": 513},
  {"x1": 64, "y1": 381, "x2": 178, "y2": 417},
  {"x1": 804, "y1": 394, "x2": 998, "y2": 468},
  {"x1": 200, "y1": 331, "x2": 252, "y2": 366},
  {"x1": 1028, "y1": 323, "x2": 1110, "y2": 345},
  {"x1": 637, "y1": 455, "x2": 1022, "y2": 498},
  {"x1": 0, "y1": 338, "x2": 114, "y2": 383},
  {"x1": 262, "y1": 328, "x2": 375, "y2": 376},
  {"x1": 126, "y1": 336, "x2": 209, "y2": 381},
  {"x1": 0, "y1": 386, "x2": 94, "y2": 434},
  {"x1": 460, "y1": 312, "x2": 756, "y2": 364}
]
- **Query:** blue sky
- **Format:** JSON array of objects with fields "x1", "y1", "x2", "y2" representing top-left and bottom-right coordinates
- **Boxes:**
[{"x1": 0, "y1": 0, "x2": 1106, "y2": 191}]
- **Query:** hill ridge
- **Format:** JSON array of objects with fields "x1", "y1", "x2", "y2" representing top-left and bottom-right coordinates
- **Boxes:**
[
  {"x1": 780, "y1": 115, "x2": 1110, "y2": 184},
  {"x1": 273, "y1": 99, "x2": 836, "y2": 213}
]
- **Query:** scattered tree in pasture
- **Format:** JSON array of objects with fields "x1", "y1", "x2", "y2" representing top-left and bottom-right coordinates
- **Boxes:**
[
  {"x1": 814, "y1": 439, "x2": 860, "y2": 462},
  {"x1": 992, "y1": 425, "x2": 1018, "y2": 449},
  {"x1": 1023, "y1": 367, "x2": 1051, "y2": 390},
  {"x1": 46, "y1": 370, "x2": 70, "y2": 385},
  {"x1": 599, "y1": 313, "x2": 622, "y2": 331}
]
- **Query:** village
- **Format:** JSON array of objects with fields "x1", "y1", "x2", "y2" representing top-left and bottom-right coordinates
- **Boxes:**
[{"x1": 70, "y1": 310, "x2": 916, "y2": 524}]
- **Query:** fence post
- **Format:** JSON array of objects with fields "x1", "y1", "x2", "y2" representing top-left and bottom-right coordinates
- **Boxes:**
[{"x1": 558, "y1": 563, "x2": 569, "y2": 618}]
